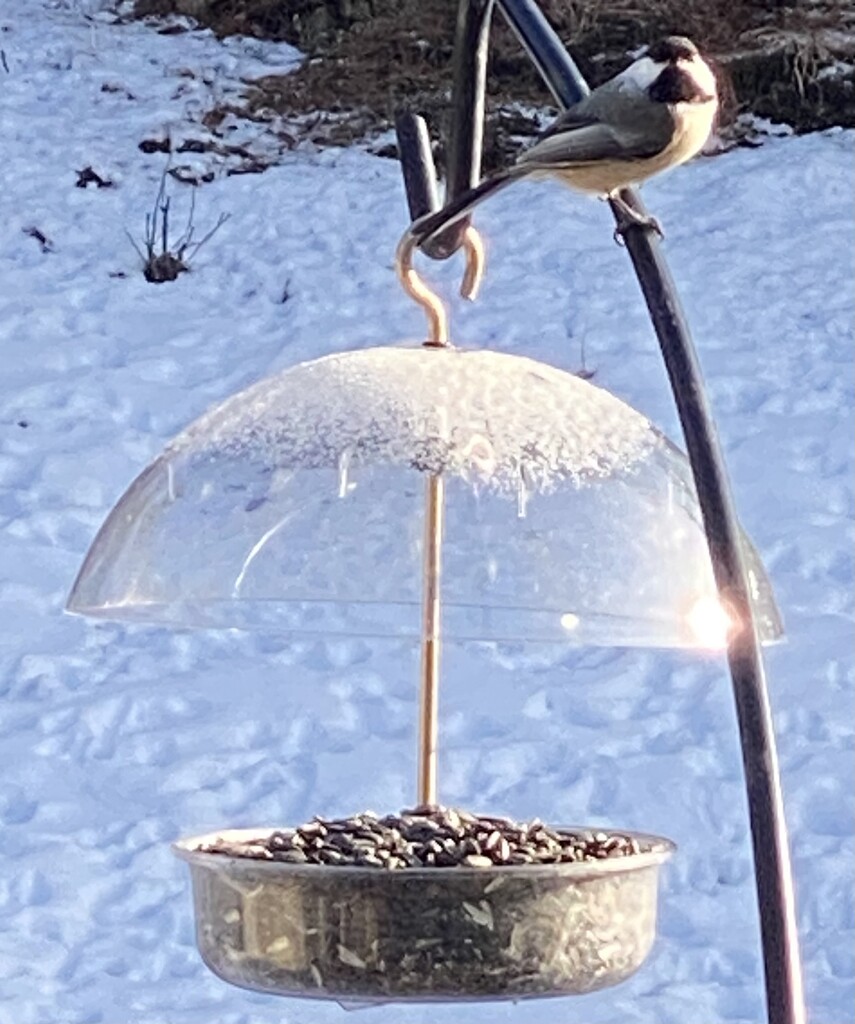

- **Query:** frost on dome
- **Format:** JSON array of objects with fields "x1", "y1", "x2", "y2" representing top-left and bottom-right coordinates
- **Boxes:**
[
  {"x1": 167, "y1": 347, "x2": 658, "y2": 495},
  {"x1": 67, "y1": 343, "x2": 784, "y2": 646}
]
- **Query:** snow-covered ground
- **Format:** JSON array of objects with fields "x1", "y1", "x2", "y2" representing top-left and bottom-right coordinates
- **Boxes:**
[{"x1": 0, "y1": 3, "x2": 852, "y2": 1023}]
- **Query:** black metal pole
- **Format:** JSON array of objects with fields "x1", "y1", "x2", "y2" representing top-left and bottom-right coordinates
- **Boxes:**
[
  {"x1": 496, "y1": 0, "x2": 588, "y2": 106},
  {"x1": 421, "y1": 0, "x2": 495, "y2": 260},
  {"x1": 395, "y1": 111, "x2": 441, "y2": 221},
  {"x1": 625, "y1": 235, "x2": 805, "y2": 1024},
  {"x1": 492, "y1": 2, "x2": 806, "y2": 1021}
]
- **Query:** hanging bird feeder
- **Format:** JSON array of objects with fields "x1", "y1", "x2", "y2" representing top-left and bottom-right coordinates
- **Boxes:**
[
  {"x1": 67, "y1": 0, "x2": 805, "y2": 1017},
  {"x1": 67, "y1": 220, "x2": 782, "y2": 1003}
]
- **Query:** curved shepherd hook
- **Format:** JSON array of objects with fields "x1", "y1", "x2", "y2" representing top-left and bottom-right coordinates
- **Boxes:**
[{"x1": 395, "y1": 2, "x2": 806, "y2": 1023}]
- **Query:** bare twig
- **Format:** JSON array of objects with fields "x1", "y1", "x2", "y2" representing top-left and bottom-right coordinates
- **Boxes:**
[
  {"x1": 160, "y1": 196, "x2": 170, "y2": 255},
  {"x1": 124, "y1": 228, "x2": 146, "y2": 264},
  {"x1": 181, "y1": 211, "x2": 230, "y2": 261},
  {"x1": 126, "y1": 163, "x2": 230, "y2": 283}
]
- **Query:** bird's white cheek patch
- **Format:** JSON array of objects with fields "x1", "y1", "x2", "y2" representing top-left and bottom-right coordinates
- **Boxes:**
[
  {"x1": 679, "y1": 56, "x2": 718, "y2": 99},
  {"x1": 620, "y1": 56, "x2": 665, "y2": 90}
]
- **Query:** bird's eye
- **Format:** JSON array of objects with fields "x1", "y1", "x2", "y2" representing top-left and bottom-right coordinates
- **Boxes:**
[{"x1": 646, "y1": 37, "x2": 698, "y2": 64}]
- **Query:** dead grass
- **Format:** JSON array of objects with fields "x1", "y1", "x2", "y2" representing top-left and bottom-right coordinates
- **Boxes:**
[{"x1": 133, "y1": 0, "x2": 855, "y2": 165}]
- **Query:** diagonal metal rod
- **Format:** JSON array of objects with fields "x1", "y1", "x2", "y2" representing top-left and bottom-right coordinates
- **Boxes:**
[
  {"x1": 625, "y1": 229, "x2": 806, "y2": 1024},
  {"x1": 422, "y1": 0, "x2": 495, "y2": 260},
  {"x1": 491, "y1": 3, "x2": 806, "y2": 1021},
  {"x1": 496, "y1": 0, "x2": 588, "y2": 106}
]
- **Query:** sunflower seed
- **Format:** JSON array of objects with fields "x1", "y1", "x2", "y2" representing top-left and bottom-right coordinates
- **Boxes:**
[{"x1": 205, "y1": 807, "x2": 644, "y2": 872}]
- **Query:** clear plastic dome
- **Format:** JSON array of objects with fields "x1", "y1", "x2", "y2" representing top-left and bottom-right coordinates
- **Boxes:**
[{"x1": 66, "y1": 346, "x2": 782, "y2": 648}]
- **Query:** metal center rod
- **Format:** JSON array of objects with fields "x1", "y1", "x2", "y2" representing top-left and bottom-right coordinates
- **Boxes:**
[
  {"x1": 419, "y1": 472, "x2": 445, "y2": 806},
  {"x1": 394, "y1": 111, "x2": 451, "y2": 808}
]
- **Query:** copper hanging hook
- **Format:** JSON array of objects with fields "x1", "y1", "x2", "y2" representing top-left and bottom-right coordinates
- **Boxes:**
[{"x1": 395, "y1": 225, "x2": 486, "y2": 346}]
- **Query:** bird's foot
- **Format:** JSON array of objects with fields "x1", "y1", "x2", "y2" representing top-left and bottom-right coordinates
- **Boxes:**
[{"x1": 609, "y1": 195, "x2": 664, "y2": 245}]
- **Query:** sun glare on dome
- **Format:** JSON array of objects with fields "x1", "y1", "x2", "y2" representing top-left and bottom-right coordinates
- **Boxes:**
[{"x1": 686, "y1": 595, "x2": 733, "y2": 650}]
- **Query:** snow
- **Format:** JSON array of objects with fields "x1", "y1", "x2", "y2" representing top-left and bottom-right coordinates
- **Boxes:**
[{"x1": 0, "y1": 3, "x2": 852, "y2": 1024}]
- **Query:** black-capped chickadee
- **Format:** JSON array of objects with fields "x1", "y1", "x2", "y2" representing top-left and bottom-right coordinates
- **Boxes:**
[{"x1": 410, "y1": 36, "x2": 718, "y2": 245}]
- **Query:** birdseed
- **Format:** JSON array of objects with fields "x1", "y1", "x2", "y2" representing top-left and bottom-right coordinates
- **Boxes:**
[{"x1": 201, "y1": 805, "x2": 642, "y2": 868}]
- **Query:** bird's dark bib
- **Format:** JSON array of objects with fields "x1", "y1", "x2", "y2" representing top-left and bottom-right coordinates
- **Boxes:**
[{"x1": 648, "y1": 64, "x2": 714, "y2": 105}]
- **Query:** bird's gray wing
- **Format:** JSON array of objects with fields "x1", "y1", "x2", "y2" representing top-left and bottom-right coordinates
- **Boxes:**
[
  {"x1": 517, "y1": 121, "x2": 630, "y2": 167},
  {"x1": 536, "y1": 101, "x2": 604, "y2": 139},
  {"x1": 518, "y1": 90, "x2": 675, "y2": 168},
  {"x1": 406, "y1": 87, "x2": 675, "y2": 249}
]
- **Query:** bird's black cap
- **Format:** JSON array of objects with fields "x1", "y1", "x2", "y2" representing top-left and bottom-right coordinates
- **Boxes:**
[{"x1": 646, "y1": 36, "x2": 700, "y2": 63}]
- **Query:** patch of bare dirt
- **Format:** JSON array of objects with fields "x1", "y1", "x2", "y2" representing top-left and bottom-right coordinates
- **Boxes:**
[{"x1": 132, "y1": 1, "x2": 855, "y2": 170}]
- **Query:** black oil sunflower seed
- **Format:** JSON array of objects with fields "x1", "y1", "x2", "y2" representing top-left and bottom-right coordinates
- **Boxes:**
[{"x1": 204, "y1": 807, "x2": 646, "y2": 871}]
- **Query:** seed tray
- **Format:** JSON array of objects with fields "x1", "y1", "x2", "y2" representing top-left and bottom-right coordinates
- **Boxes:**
[{"x1": 175, "y1": 814, "x2": 673, "y2": 1002}]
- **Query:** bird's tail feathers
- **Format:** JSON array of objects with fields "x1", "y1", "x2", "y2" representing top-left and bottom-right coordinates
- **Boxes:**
[{"x1": 407, "y1": 168, "x2": 520, "y2": 251}]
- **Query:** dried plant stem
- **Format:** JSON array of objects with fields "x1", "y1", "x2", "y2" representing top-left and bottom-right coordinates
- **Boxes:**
[{"x1": 127, "y1": 161, "x2": 230, "y2": 282}]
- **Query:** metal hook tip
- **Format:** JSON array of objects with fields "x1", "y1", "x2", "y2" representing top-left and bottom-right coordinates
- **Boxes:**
[{"x1": 460, "y1": 226, "x2": 485, "y2": 302}]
